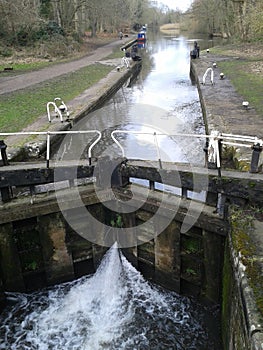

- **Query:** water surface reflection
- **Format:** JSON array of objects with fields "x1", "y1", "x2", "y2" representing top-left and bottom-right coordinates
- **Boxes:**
[{"x1": 58, "y1": 33, "x2": 206, "y2": 167}]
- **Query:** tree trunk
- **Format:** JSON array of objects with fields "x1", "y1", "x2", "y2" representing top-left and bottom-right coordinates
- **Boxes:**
[{"x1": 91, "y1": 19, "x2": 97, "y2": 37}]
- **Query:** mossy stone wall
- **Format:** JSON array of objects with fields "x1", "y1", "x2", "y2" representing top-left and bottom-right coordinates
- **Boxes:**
[{"x1": 222, "y1": 211, "x2": 263, "y2": 350}]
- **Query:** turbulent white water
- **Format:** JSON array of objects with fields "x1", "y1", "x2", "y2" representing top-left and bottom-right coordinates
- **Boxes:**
[{"x1": 0, "y1": 244, "x2": 220, "y2": 349}]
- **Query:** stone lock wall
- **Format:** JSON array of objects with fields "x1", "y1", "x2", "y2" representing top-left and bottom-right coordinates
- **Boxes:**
[
  {"x1": 0, "y1": 205, "x2": 107, "y2": 295},
  {"x1": 134, "y1": 210, "x2": 225, "y2": 302},
  {"x1": 0, "y1": 198, "x2": 225, "y2": 305},
  {"x1": 222, "y1": 228, "x2": 263, "y2": 350}
]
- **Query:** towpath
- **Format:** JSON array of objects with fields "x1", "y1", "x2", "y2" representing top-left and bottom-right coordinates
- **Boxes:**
[
  {"x1": 0, "y1": 37, "x2": 131, "y2": 95},
  {"x1": 0, "y1": 36, "x2": 136, "y2": 160},
  {"x1": 191, "y1": 54, "x2": 263, "y2": 138}
]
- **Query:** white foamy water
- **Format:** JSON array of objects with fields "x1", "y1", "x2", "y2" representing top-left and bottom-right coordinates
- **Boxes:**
[{"x1": 0, "y1": 244, "x2": 221, "y2": 349}]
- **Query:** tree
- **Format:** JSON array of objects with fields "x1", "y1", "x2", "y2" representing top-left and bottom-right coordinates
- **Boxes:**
[
  {"x1": 245, "y1": 0, "x2": 263, "y2": 40},
  {"x1": 0, "y1": 0, "x2": 40, "y2": 43},
  {"x1": 191, "y1": 0, "x2": 262, "y2": 41}
]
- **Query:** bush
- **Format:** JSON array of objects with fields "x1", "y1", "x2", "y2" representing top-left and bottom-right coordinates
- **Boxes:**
[
  {"x1": 12, "y1": 22, "x2": 65, "y2": 46},
  {"x1": 0, "y1": 46, "x2": 13, "y2": 57},
  {"x1": 16, "y1": 27, "x2": 31, "y2": 46},
  {"x1": 34, "y1": 22, "x2": 65, "y2": 42},
  {"x1": 41, "y1": 21, "x2": 65, "y2": 37}
]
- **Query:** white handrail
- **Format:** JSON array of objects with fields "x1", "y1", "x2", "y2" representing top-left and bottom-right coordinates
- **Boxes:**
[
  {"x1": 0, "y1": 130, "x2": 101, "y2": 168},
  {"x1": 54, "y1": 97, "x2": 70, "y2": 118},
  {"x1": 203, "y1": 67, "x2": 214, "y2": 85},
  {"x1": 46, "y1": 130, "x2": 101, "y2": 167},
  {"x1": 111, "y1": 130, "x2": 263, "y2": 169},
  {"x1": 221, "y1": 141, "x2": 251, "y2": 148},
  {"x1": 1, "y1": 129, "x2": 262, "y2": 169},
  {"x1": 47, "y1": 102, "x2": 63, "y2": 122}
]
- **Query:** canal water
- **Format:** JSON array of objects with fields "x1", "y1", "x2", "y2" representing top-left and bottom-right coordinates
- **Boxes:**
[
  {"x1": 0, "y1": 244, "x2": 221, "y2": 349},
  {"x1": 55, "y1": 31, "x2": 209, "y2": 166},
  {"x1": 0, "y1": 33, "x2": 223, "y2": 349}
]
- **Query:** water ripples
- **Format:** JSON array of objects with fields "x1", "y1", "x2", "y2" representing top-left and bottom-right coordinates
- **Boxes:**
[{"x1": 0, "y1": 245, "x2": 220, "y2": 349}]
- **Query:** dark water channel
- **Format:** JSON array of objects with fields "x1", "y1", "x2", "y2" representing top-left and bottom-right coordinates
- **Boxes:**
[{"x1": 0, "y1": 33, "x2": 223, "y2": 349}]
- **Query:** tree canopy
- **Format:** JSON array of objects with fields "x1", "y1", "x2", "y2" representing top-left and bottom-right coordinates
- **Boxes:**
[
  {"x1": 0, "y1": 0, "x2": 158, "y2": 45},
  {"x1": 190, "y1": 0, "x2": 263, "y2": 41},
  {"x1": 0, "y1": 0, "x2": 261, "y2": 48}
]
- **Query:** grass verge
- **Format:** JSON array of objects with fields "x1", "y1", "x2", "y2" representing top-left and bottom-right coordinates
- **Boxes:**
[
  {"x1": 103, "y1": 46, "x2": 124, "y2": 60},
  {"x1": 218, "y1": 60, "x2": 263, "y2": 116},
  {"x1": 209, "y1": 45, "x2": 263, "y2": 116},
  {"x1": 0, "y1": 63, "x2": 113, "y2": 133},
  {"x1": 0, "y1": 60, "x2": 60, "y2": 73}
]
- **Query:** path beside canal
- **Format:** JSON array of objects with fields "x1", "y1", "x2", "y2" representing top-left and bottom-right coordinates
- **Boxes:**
[
  {"x1": 0, "y1": 37, "x2": 137, "y2": 160},
  {"x1": 191, "y1": 47, "x2": 263, "y2": 141},
  {"x1": 1, "y1": 38, "x2": 262, "y2": 167},
  {"x1": 0, "y1": 38, "x2": 131, "y2": 95}
]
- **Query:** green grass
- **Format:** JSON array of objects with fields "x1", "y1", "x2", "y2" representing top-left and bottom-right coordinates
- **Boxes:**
[
  {"x1": 0, "y1": 63, "x2": 113, "y2": 133},
  {"x1": 0, "y1": 61, "x2": 55, "y2": 73},
  {"x1": 102, "y1": 46, "x2": 124, "y2": 60},
  {"x1": 218, "y1": 60, "x2": 263, "y2": 116},
  {"x1": 0, "y1": 54, "x2": 79, "y2": 73},
  {"x1": 208, "y1": 45, "x2": 263, "y2": 116}
]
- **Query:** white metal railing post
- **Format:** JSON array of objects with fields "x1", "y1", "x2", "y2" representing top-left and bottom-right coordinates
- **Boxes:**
[
  {"x1": 0, "y1": 130, "x2": 101, "y2": 168},
  {"x1": 153, "y1": 132, "x2": 162, "y2": 169},
  {"x1": 207, "y1": 130, "x2": 219, "y2": 168},
  {"x1": 46, "y1": 132, "x2": 51, "y2": 168},
  {"x1": 87, "y1": 131, "x2": 101, "y2": 165},
  {"x1": 46, "y1": 102, "x2": 63, "y2": 123},
  {"x1": 111, "y1": 131, "x2": 126, "y2": 157},
  {"x1": 215, "y1": 136, "x2": 222, "y2": 177},
  {"x1": 203, "y1": 67, "x2": 214, "y2": 85}
]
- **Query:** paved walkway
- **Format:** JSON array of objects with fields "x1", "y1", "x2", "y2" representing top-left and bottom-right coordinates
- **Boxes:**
[
  {"x1": 0, "y1": 38, "x2": 132, "y2": 95},
  {"x1": 0, "y1": 37, "x2": 136, "y2": 160},
  {"x1": 191, "y1": 54, "x2": 263, "y2": 139},
  {"x1": 191, "y1": 53, "x2": 263, "y2": 164}
]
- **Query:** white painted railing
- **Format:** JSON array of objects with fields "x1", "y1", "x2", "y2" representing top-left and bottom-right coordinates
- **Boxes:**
[
  {"x1": 0, "y1": 130, "x2": 262, "y2": 171},
  {"x1": 203, "y1": 67, "x2": 214, "y2": 85},
  {"x1": 47, "y1": 98, "x2": 70, "y2": 123},
  {"x1": 0, "y1": 130, "x2": 101, "y2": 167},
  {"x1": 111, "y1": 130, "x2": 263, "y2": 172}
]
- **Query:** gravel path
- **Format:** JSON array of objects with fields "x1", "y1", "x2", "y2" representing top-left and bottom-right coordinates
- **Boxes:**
[{"x1": 0, "y1": 38, "x2": 131, "y2": 95}]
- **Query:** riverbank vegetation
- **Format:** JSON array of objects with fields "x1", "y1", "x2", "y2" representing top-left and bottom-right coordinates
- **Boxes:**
[
  {"x1": 1, "y1": 0, "x2": 261, "y2": 68},
  {"x1": 0, "y1": 0, "x2": 179, "y2": 65},
  {"x1": 188, "y1": 0, "x2": 263, "y2": 42}
]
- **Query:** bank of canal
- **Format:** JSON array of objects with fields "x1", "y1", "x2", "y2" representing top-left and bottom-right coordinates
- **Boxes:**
[{"x1": 190, "y1": 48, "x2": 263, "y2": 350}]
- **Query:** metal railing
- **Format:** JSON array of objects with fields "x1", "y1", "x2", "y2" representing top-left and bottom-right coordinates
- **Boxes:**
[
  {"x1": 111, "y1": 130, "x2": 263, "y2": 173},
  {"x1": 46, "y1": 97, "x2": 70, "y2": 123},
  {"x1": 0, "y1": 130, "x2": 101, "y2": 168},
  {"x1": 203, "y1": 67, "x2": 214, "y2": 85},
  {"x1": 0, "y1": 129, "x2": 262, "y2": 172}
]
